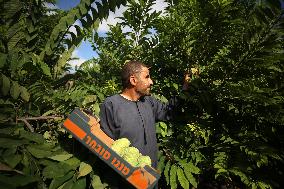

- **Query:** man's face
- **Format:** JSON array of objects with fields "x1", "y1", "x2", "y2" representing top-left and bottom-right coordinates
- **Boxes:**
[{"x1": 134, "y1": 66, "x2": 153, "y2": 96}]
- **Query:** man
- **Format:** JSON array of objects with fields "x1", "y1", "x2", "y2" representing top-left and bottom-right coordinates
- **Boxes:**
[{"x1": 99, "y1": 60, "x2": 190, "y2": 188}]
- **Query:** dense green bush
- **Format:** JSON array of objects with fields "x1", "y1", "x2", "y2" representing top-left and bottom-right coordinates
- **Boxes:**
[{"x1": 1, "y1": 0, "x2": 283, "y2": 188}]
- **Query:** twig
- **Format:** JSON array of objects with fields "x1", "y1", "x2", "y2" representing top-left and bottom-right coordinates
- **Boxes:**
[
  {"x1": 0, "y1": 163, "x2": 23, "y2": 175},
  {"x1": 17, "y1": 116, "x2": 63, "y2": 121},
  {"x1": 19, "y1": 119, "x2": 34, "y2": 132},
  {"x1": 17, "y1": 115, "x2": 63, "y2": 132},
  {"x1": 162, "y1": 148, "x2": 175, "y2": 162}
]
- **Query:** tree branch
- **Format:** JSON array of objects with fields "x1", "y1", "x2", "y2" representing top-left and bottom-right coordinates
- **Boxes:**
[{"x1": 17, "y1": 115, "x2": 63, "y2": 132}]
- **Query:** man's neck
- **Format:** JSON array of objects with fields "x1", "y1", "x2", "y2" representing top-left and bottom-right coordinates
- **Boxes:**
[{"x1": 121, "y1": 89, "x2": 141, "y2": 101}]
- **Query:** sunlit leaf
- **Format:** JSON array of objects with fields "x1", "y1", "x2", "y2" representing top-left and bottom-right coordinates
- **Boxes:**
[
  {"x1": 91, "y1": 174, "x2": 106, "y2": 189},
  {"x1": 77, "y1": 162, "x2": 92, "y2": 178},
  {"x1": 170, "y1": 164, "x2": 178, "y2": 189},
  {"x1": 49, "y1": 154, "x2": 73, "y2": 162},
  {"x1": 177, "y1": 167, "x2": 189, "y2": 189},
  {"x1": 164, "y1": 161, "x2": 171, "y2": 185}
]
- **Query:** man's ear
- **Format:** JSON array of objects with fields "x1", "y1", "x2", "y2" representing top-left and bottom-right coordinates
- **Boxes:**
[{"x1": 129, "y1": 75, "x2": 137, "y2": 86}]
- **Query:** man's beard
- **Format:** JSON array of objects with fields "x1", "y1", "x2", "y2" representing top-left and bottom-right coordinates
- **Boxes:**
[{"x1": 137, "y1": 87, "x2": 151, "y2": 96}]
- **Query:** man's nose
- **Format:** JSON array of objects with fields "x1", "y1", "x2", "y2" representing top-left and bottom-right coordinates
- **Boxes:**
[{"x1": 149, "y1": 78, "x2": 153, "y2": 85}]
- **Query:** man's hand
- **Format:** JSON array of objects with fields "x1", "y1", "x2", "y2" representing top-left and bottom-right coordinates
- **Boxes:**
[
  {"x1": 182, "y1": 67, "x2": 199, "y2": 91},
  {"x1": 191, "y1": 68, "x2": 198, "y2": 75},
  {"x1": 182, "y1": 71, "x2": 191, "y2": 91}
]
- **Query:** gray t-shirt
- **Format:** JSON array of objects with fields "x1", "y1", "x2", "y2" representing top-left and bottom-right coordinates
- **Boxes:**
[{"x1": 99, "y1": 94, "x2": 179, "y2": 168}]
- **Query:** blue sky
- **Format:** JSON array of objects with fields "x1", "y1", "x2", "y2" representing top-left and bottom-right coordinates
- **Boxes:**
[
  {"x1": 56, "y1": 0, "x2": 95, "y2": 63},
  {"x1": 56, "y1": 0, "x2": 79, "y2": 10}
]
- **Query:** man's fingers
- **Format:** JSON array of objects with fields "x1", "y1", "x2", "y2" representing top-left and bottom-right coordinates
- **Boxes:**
[{"x1": 190, "y1": 68, "x2": 198, "y2": 75}]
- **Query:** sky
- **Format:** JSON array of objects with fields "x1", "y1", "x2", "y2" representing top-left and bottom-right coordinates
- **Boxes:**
[{"x1": 53, "y1": 0, "x2": 168, "y2": 69}]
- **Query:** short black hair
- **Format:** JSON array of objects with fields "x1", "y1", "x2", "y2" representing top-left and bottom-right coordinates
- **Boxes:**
[{"x1": 121, "y1": 60, "x2": 148, "y2": 89}]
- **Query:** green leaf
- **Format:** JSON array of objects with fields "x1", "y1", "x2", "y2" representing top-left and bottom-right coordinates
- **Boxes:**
[
  {"x1": 180, "y1": 161, "x2": 200, "y2": 174},
  {"x1": 91, "y1": 174, "x2": 106, "y2": 189},
  {"x1": 63, "y1": 157, "x2": 81, "y2": 170},
  {"x1": 173, "y1": 83, "x2": 178, "y2": 90},
  {"x1": 79, "y1": 3, "x2": 87, "y2": 15},
  {"x1": 43, "y1": 163, "x2": 73, "y2": 179},
  {"x1": 9, "y1": 51, "x2": 19, "y2": 74},
  {"x1": 27, "y1": 146, "x2": 52, "y2": 158},
  {"x1": 93, "y1": 102, "x2": 100, "y2": 116},
  {"x1": 74, "y1": 25, "x2": 82, "y2": 36},
  {"x1": 20, "y1": 86, "x2": 30, "y2": 101},
  {"x1": 39, "y1": 61, "x2": 51, "y2": 77},
  {"x1": 20, "y1": 130, "x2": 45, "y2": 144},
  {"x1": 0, "y1": 137, "x2": 28, "y2": 148},
  {"x1": 157, "y1": 155, "x2": 166, "y2": 173},
  {"x1": 3, "y1": 154, "x2": 21, "y2": 168},
  {"x1": 71, "y1": 178, "x2": 86, "y2": 189},
  {"x1": 0, "y1": 127, "x2": 15, "y2": 135},
  {"x1": 0, "y1": 53, "x2": 8, "y2": 68},
  {"x1": 55, "y1": 44, "x2": 75, "y2": 75},
  {"x1": 164, "y1": 161, "x2": 171, "y2": 185},
  {"x1": 42, "y1": 110, "x2": 56, "y2": 116},
  {"x1": 0, "y1": 174, "x2": 39, "y2": 187},
  {"x1": 257, "y1": 181, "x2": 271, "y2": 189},
  {"x1": 159, "y1": 122, "x2": 168, "y2": 137},
  {"x1": 184, "y1": 171, "x2": 197, "y2": 188},
  {"x1": 77, "y1": 162, "x2": 92, "y2": 178},
  {"x1": 92, "y1": 19, "x2": 100, "y2": 30},
  {"x1": 83, "y1": 95, "x2": 97, "y2": 105},
  {"x1": 108, "y1": 0, "x2": 116, "y2": 12},
  {"x1": 59, "y1": 178, "x2": 74, "y2": 189},
  {"x1": 268, "y1": 65, "x2": 282, "y2": 72},
  {"x1": 96, "y1": 91, "x2": 104, "y2": 101},
  {"x1": 80, "y1": 18, "x2": 88, "y2": 28},
  {"x1": 49, "y1": 171, "x2": 74, "y2": 189},
  {"x1": 49, "y1": 154, "x2": 73, "y2": 162},
  {"x1": 1, "y1": 74, "x2": 10, "y2": 96},
  {"x1": 177, "y1": 167, "x2": 189, "y2": 189},
  {"x1": 170, "y1": 164, "x2": 178, "y2": 189},
  {"x1": 252, "y1": 182, "x2": 257, "y2": 189},
  {"x1": 10, "y1": 81, "x2": 20, "y2": 99},
  {"x1": 40, "y1": 159, "x2": 57, "y2": 167}
]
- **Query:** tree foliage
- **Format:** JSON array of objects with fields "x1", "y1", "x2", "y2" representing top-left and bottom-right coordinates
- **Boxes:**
[
  {"x1": 0, "y1": 0, "x2": 283, "y2": 188},
  {"x1": 151, "y1": 0, "x2": 284, "y2": 188},
  {"x1": 0, "y1": 0, "x2": 128, "y2": 188}
]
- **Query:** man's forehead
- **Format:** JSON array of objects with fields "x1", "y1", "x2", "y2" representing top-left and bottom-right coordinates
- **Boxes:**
[
  {"x1": 134, "y1": 66, "x2": 150, "y2": 74},
  {"x1": 140, "y1": 67, "x2": 149, "y2": 73}
]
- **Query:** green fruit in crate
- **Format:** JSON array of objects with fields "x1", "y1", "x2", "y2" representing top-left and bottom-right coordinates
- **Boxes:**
[
  {"x1": 124, "y1": 154, "x2": 139, "y2": 167},
  {"x1": 111, "y1": 138, "x2": 152, "y2": 167},
  {"x1": 137, "y1": 155, "x2": 151, "y2": 167},
  {"x1": 123, "y1": 147, "x2": 140, "y2": 166},
  {"x1": 111, "y1": 138, "x2": 130, "y2": 156},
  {"x1": 123, "y1": 146, "x2": 140, "y2": 157}
]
